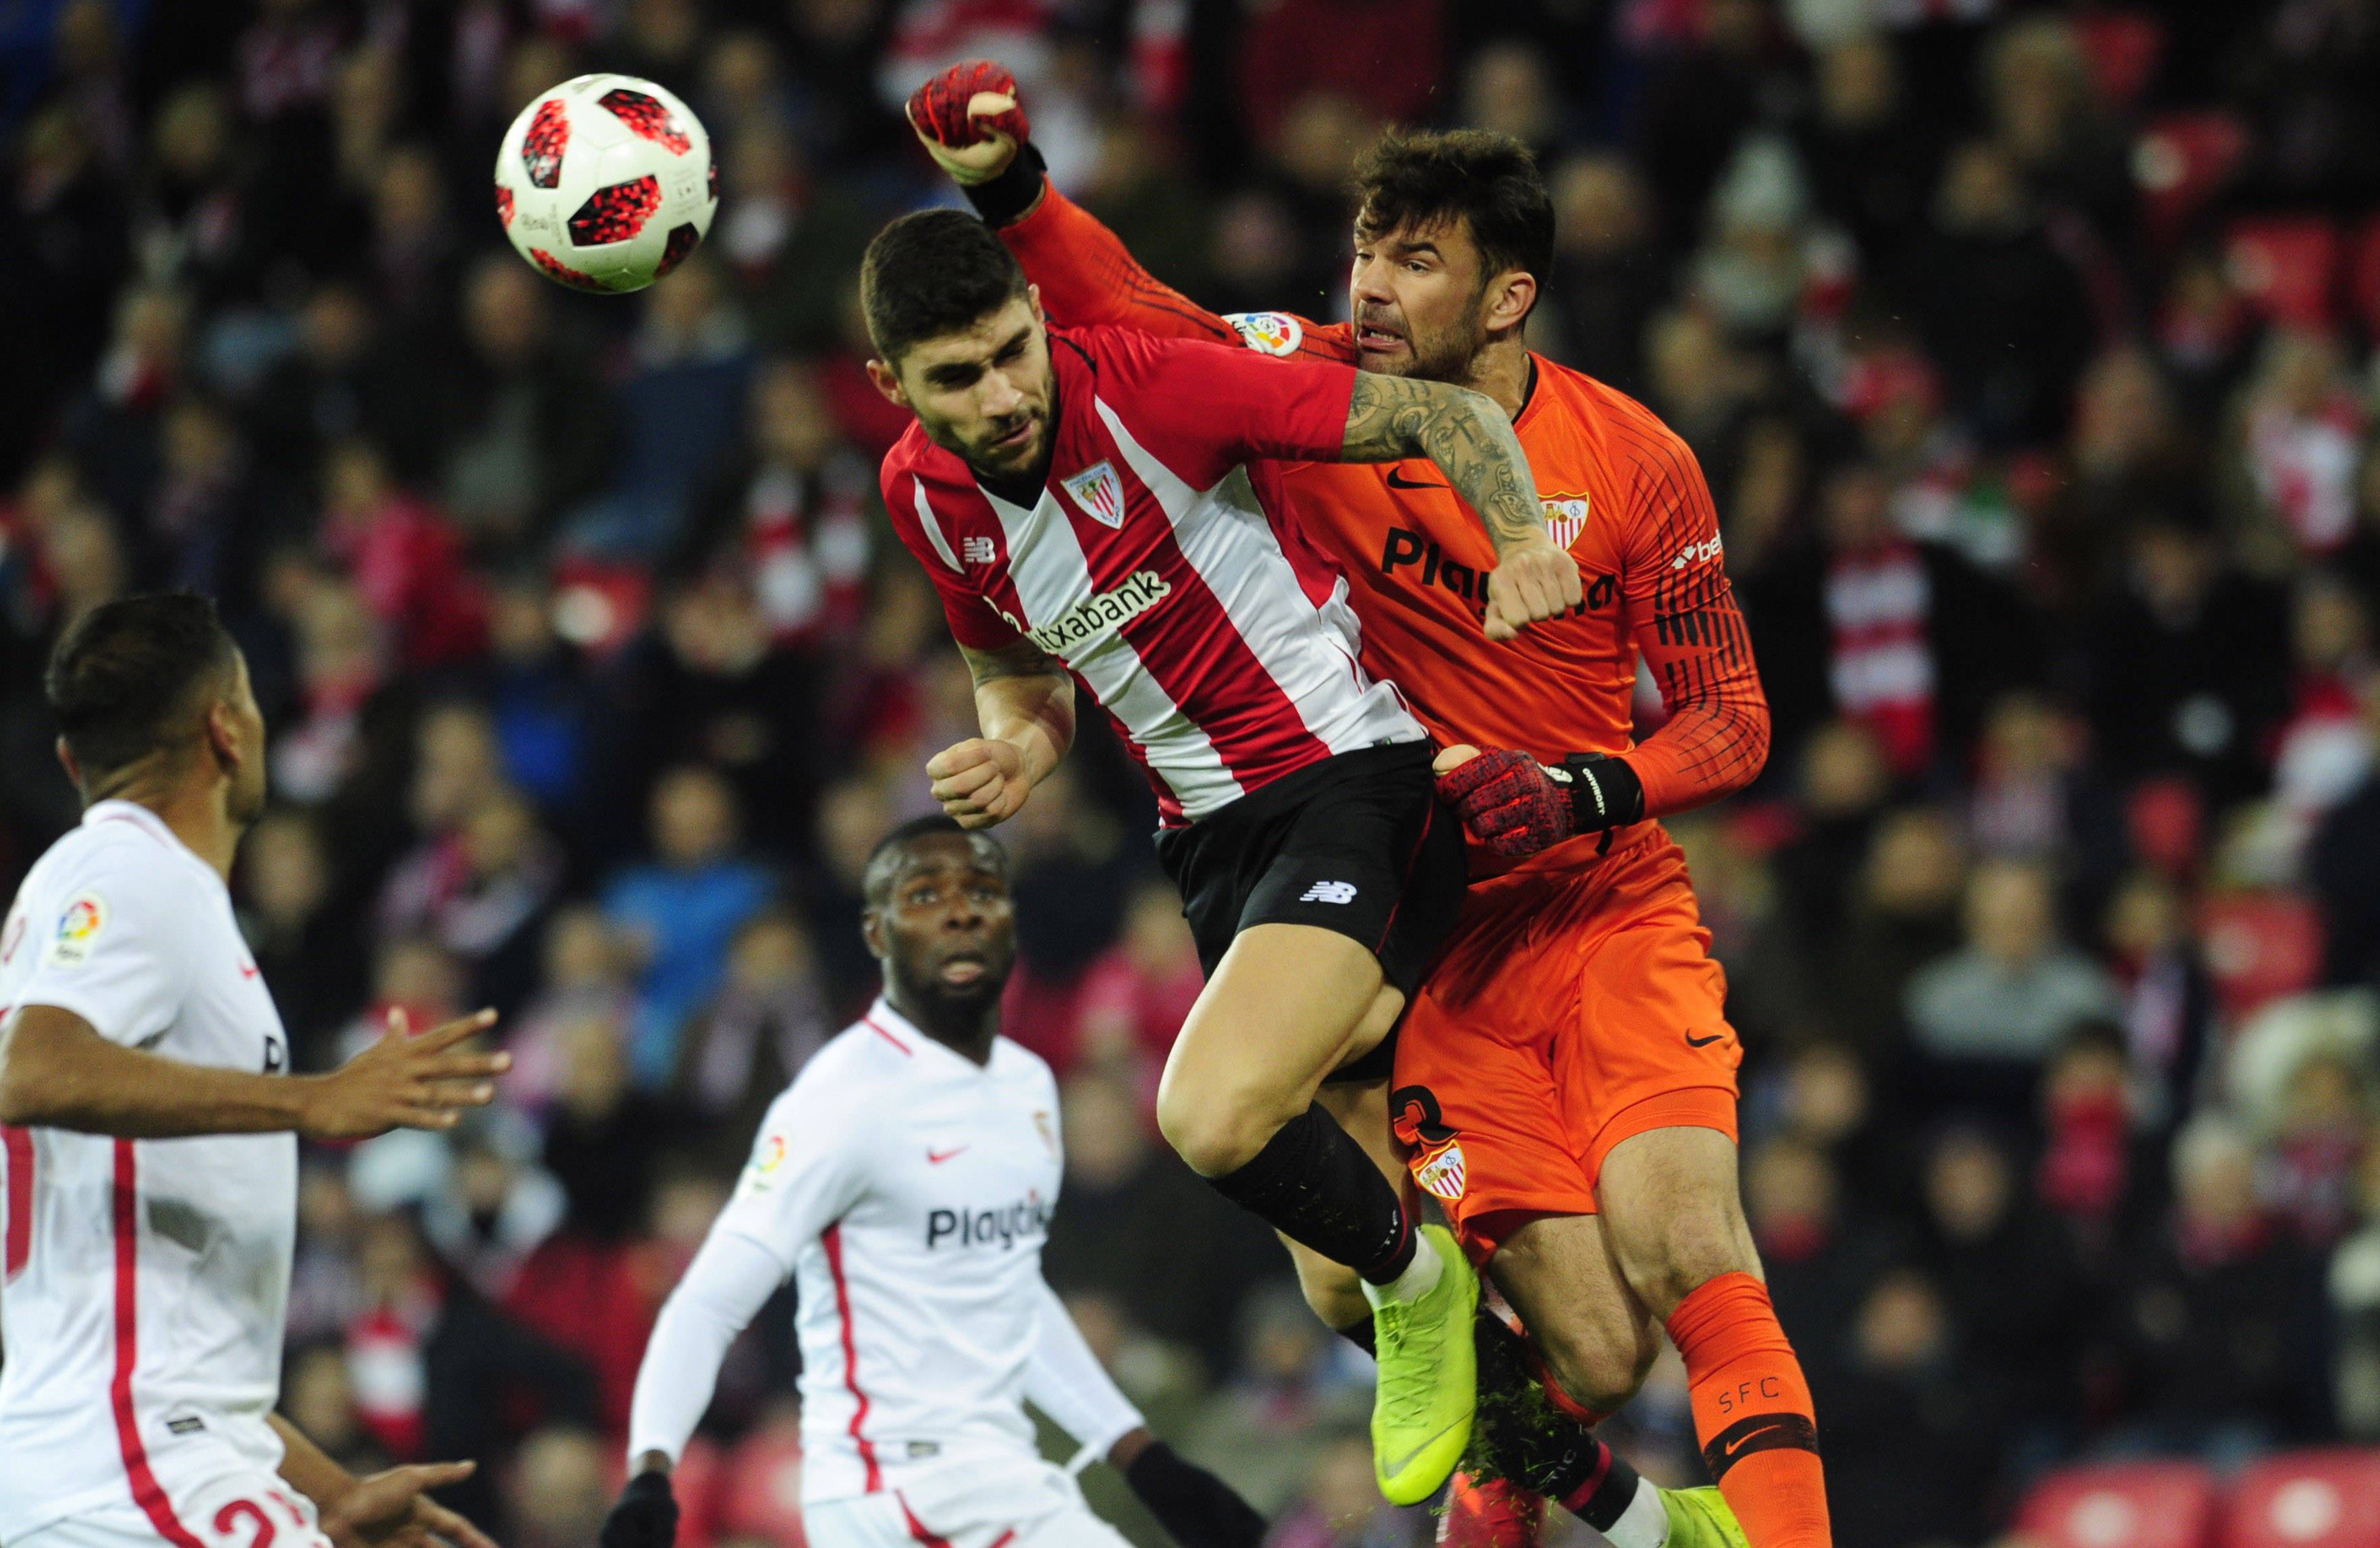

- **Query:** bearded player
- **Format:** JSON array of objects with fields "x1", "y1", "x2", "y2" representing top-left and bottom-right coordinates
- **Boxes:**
[
  {"x1": 857, "y1": 209, "x2": 1580, "y2": 1506},
  {"x1": 910, "y1": 67, "x2": 1827, "y2": 1548}
]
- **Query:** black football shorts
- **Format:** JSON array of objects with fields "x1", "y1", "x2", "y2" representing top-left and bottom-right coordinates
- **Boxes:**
[{"x1": 1153, "y1": 740, "x2": 1469, "y2": 1082}]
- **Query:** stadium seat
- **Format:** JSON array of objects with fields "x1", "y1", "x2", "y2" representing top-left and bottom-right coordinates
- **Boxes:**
[
  {"x1": 2014, "y1": 1460, "x2": 2219, "y2": 1548},
  {"x1": 2225, "y1": 218, "x2": 2341, "y2": 331},
  {"x1": 2345, "y1": 217, "x2": 2380, "y2": 339},
  {"x1": 672, "y1": 1436, "x2": 727, "y2": 1548},
  {"x1": 2198, "y1": 893, "x2": 2324, "y2": 1023},
  {"x1": 2222, "y1": 1449, "x2": 2380, "y2": 1548},
  {"x1": 2074, "y1": 11, "x2": 2163, "y2": 108},
  {"x1": 718, "y1": 1425, "x2": 808, "y2": 1548},
  {"x1": 2133, "y1": 112, "x2": 2247, "y2": 247}
]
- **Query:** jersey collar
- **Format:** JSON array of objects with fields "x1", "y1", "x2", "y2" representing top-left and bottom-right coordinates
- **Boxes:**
[
  {"x1": 861, "y1": 997, "x2": 1000, "y2": 1072},
  {"x1": 81, "y1": 798, "x2": 187, "y2": 858}
]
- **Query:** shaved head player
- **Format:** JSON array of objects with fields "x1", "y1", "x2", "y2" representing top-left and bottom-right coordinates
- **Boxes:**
[{"x1": 0, "y1": 595, "x2": 510, "y2": 1548}]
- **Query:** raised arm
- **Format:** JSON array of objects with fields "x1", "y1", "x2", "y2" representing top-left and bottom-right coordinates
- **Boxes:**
[
  {"x1": 907, "y1": 62, "x2": 1348, "y2": 359},
  {"x1": 1339, "y1": 372, "x2": 1582, "y2": 640},
  {"x1": 925, "y1": 638, "x2": 1077, "y2": 829},
  {"x1": 0, "y1": 1003, "x2": 504, "y2": 1139}
]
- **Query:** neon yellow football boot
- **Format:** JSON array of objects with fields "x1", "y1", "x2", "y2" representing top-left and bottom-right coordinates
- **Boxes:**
[
  {"x1": 1369, "y1": 1224, "x2": 1480, "y2": 1505},
  {"x1": 1661, "y1": 1485, "x2": 1752, "y2": 1548}
]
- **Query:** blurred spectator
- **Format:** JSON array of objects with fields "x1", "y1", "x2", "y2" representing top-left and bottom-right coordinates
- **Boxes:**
[
  {"x1": 2327, "y1": 1138, "x2": 2380, "y2": 1437},
  {"x1": 2262, "y1": 1049, "x2": 2371, "y2": 1247},
  {"x1": 2036, "y1": 1022, "x2": 2157, "y2": 1254},
  {"x1": 319, "y1": 439, "x2": 489, "y2": 669},
  {"x1": 238, "y1": 804, "x2": 370, "y2": 1065},
  {"x1": 1822, "y1": 806, "x2": 1967, "y2": 1056},
  {"x1": 602, "y1": 764, "x2": 778, "y2": 1085},
  {"x1": 1919, "y1": 1124, "x2": 2090, "y2": 1428},
  {"x1": 1544, "y1": 153, "x2": 1669, "y2": 396},
  {"x1": 2313, "y1": 679, "x2": 2380, "y2": 990},
  {"x1": 285, "y1": 1340, "x2": 387, "y2": 1476},
  {"x1": 1071, "y1": 879, "x2": 1204, "y2": 1091},
  {"x1": 439, "y1": 254, "x2": 618, "y2": 558},
  {"x1": 1263, "y1": 1426, "x2": 1427, "y2": 1548},
  {"x1": 508, "y1": 905, "x2": 639, "y2": 1112},
  {"x1": 1893, "y1": 137, "x2": 2097, "y2": 445},
  {"x1": 673, "y1": 908, "x2": 832, "y2": 1170},
  {"x1": 1744, "y1": 1134, "x2": 1899, "y2": 1375},
  {"x1": 1183, "y1": 1283, "x2": 1366, "y2": 1517},
  {"x1": 1797, "y1": 34, "x2": 1938, "y2": 261},
  {"x1": 1772, "y1": 718, "x2": 1892, "y2": 945},
  {"x1": 506, "y1": 1426, "x2": 611, "y2": 1548},
  {"x1": 1819, "y1": 1269, "x2": 2009, "y2": 1548},
  {"x1": 2238, "y1": 328, "x2": 2364, "y2": 563},
  {"x1": 343, "y1": 1210, "x2": 597, "y2": 1528},
  {"x1": 540, "y1": 1008, "x2": 681, "y2": 1239},
  {"x1": 2104, "y1": 869, "x2": 2215, "y2": 1126},
  {"x1": 1040, "y1": 1069, "x2": 1278, "y2": 1375},
  {"x1": 2113, "y1": 1114, "x2": 2333, "y2": 1457},
  {"x1": 377, "y1": 782, "x2": 562, "y2": 1015},
  {"x1": 1906, "y1": 858, "x2": 2121, "y2": 1065},
  {"x1": 2086, "y1": 504, "x2": 2292, "y2": 804}
]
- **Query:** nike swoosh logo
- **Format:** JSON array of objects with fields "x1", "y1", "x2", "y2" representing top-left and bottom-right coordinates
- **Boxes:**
[
  {"x1": 1724, "y1": 1422, "x2": 1789, "y2": 1457},
  {"x1": 1685, "y1": 1031, "x2": 1727, "y2": 1048},
  {"x1": 1378, "y1": 1423, "x2": 1465, "y2": 1480},
  {"x1": 240, "y1": 964, "x2": 260, "y2": 979},
  {"x1": 927, "y1": 1147, "x2": 968, "y2": 1164},
  {"x1": 1384, "y1": 469, "x2": 1448, "y2": 491}
]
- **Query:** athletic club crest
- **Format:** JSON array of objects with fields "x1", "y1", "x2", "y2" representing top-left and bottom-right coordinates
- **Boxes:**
[
  {"x1": 1062, "y1": 462, "x2": 1127, "y2": 528},
  {"x1": 1541, "y1": 494, "x2": 1591, "y2": 549}
]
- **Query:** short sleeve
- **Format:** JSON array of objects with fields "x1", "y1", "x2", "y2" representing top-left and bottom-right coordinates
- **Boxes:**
[
  {"x1": 709, "y1": 1080, "x2": 870, "y2": 1275},
  {"x1": 10, "y1": 846, "x2": 193, "y2": 1048},
  {"x1": 882, "y1": 462, "x2": 1029, "y2": 653},
  {"x1": 1091, "y1": 331, "x2": 1357, "y2": 489}
]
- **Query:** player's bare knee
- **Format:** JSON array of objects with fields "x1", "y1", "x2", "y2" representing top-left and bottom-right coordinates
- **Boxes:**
[
  {"x1": 1154, "y1": 1088, "x2": 1270, "y2": 1177},
  {"x1": 1537, "y1": 1321, "x2": 1650, "y2": 1415}
]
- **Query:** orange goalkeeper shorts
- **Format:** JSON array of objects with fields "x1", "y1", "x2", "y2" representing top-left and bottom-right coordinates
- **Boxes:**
[{"x1": 1390, "y1": 827, "x2": 1741, "y2": 1261}]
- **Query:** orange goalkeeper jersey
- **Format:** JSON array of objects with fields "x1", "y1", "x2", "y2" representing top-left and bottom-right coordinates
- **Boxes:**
[{"x1": 998, "y1": 182, "x2": 1771, "y2": 860}]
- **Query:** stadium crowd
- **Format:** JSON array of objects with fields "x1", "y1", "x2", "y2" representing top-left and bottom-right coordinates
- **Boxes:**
[{"x1": 7, "y1": 0, "x2": 2380, "y2": 1545}]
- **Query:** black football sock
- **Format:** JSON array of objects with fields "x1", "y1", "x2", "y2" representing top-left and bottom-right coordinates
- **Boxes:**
[
  {"x1": 1205, "y1": 1103, "x2": 1416, "y2": 1284},
  {"x1": 1472, "y1": 1311, "x2": 1646, "y2": 1530}
]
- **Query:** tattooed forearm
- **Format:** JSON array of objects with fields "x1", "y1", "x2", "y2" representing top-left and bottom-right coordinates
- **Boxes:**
[
  {"x1": 959, "y1": 638, "x2": 1067, "y2": 685},
  {"x1": 958, "y1": 640, "x2": 1076, "y2": 769},
  {"x1": 1341, "y1": 374, "x2": 1546, "y2": 554}
]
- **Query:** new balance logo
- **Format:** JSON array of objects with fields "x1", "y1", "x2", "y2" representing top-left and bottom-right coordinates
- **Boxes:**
[
  {"x1": 1299, "y1": 881, "x2": 1358, "y2": 905},
  {"x1": 961, "y1": 536, "x2": 996, "y2": 565}
]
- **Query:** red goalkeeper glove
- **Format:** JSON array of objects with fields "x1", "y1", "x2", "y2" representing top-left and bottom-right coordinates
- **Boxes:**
[
  {"x1": 1434, "y1": 746, "x2": 1645, "y2": 858},
  {"x1": 907, "y1": 61, "x2": 1029, "y2": 185}
]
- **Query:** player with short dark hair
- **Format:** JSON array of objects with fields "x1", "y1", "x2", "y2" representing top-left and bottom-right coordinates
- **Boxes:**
[
  {"x1": 601, "y1": 819, "x2": 1267, "y2": 1548},
  {"x1": 911, "y1": 65, "x2": 1822, "y2": 1548},
  {"x1": 0, "y1": 594, "x2": 509, "y2": 1548},
  {"x1": 858, "y1": 204, "x2": 1581, "y2": 1499}
]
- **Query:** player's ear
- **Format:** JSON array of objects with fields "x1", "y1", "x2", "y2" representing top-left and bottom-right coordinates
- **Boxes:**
[
  {"x1": 1486, "y1": 269, "x2": 1536, "y2": 335},
  {"x1": 865, "y1": 356, "x2": 910, "y2": 408},
  {"x1": 53, "y1": 736, "x2": 81, "y2": 792},
  {"x1": 861, "y1": 906, "x2": 888, "y2": 962},
  {"x1": 203, "y1": 698, "x2": 242, "y2": 773},
  {"x1": 1027, "y1": 283, "x2": 1044, "y2": 324}
]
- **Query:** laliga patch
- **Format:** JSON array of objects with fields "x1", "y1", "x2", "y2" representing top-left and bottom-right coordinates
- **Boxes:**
[
  {"x1": 1412, "y1": 1137, "x2": 1468, "y2": 1203},
  {"x1": 1541, "y1": 494, "x2": 1591, "y2": 549},
  {"x1": 735, "y1": 1131, "x2": 790, "y2": 1198},
  {"x1": 45, "y1": 892, "x2": 108, "y2": 968},
  {"x1": 1062, "y1": 461, "x2": 1127, "y2": 528},
  {"x1": 1223, "y1": 311, "x2": 1303, "y2": 357},
  {"x1": 1033, "y1": 1109, "x2": 1058, "y2": 1158}
]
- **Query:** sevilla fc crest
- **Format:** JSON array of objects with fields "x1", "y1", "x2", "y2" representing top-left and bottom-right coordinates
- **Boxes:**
[
  {"x1": 1063, "y1": 461, "x2": 1127, "y2": 528},
  {"x1": 1413, "y1": 1137, "x2": 1468, "y2": 1202},
  {"x1": 1542, "y1": 494, "x2": 1590, "y2": 549}
]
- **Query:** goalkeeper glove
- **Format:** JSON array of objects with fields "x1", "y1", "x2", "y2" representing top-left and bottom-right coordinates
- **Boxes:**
[
  {"x1": 907, "y1": 60, "x2": 1029, "y2": 185},
  {"x1": 598, "y1": 1470, "x2": 677, "y2": 1548},
  {"x1": 1434, "y1": 746, "x2": 1645, "y2": 858},
  {"x1": 1124, "y1": 1441, "x2": 1267, "y2": 1548}
]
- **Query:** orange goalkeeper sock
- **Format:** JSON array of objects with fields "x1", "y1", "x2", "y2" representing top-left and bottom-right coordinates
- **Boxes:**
[{"x1": 1665, "y1": 1271, "x2": 1831, "y2": 1548}]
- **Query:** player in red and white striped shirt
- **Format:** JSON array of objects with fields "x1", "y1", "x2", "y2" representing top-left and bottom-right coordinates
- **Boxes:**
[{"x1": 863, "y1": 209, "x2": 1578, "y2": 1493}]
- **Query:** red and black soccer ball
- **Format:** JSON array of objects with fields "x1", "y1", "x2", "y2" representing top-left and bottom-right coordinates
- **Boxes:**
[{"x1": 494, "y1": 74, "x2": 715, "y2": 294}]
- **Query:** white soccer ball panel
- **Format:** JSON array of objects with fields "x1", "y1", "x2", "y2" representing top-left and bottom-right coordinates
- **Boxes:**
[{"x1": 493, "y1": 73, "x2": 716, "y2": 294}]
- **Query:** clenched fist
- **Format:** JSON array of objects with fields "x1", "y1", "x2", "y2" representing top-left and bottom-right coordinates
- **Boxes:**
[{"x1": 907, "y1": 61, "x2": 1029, "y2": 185}]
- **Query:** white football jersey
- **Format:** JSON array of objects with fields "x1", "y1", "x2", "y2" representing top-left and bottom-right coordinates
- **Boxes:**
[
  {"x1": 704, "y1": 1001, "x2": 1073, "y2": 1503},
  {"x1": 0, "y1": 801, "x2": 296, "y2": 1543}
]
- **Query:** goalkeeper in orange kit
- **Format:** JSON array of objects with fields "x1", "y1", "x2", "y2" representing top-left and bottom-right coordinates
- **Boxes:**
[{"x1": 907, "y1": 64, "x2": 1829, "y2": 1548}]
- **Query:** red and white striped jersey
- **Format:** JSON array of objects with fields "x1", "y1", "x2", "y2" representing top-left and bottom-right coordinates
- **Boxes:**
[
  {"x1": 882, "y1": 324, "x2": 1425, "y2": 825},
  {"x1": 0, "y1": 802, "x2": 296, "y2": 1544}
]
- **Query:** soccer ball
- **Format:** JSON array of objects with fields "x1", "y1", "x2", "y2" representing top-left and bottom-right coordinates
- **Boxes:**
[{"x1": 494, "y1": 74, "x2": 715, "y2": 294}]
